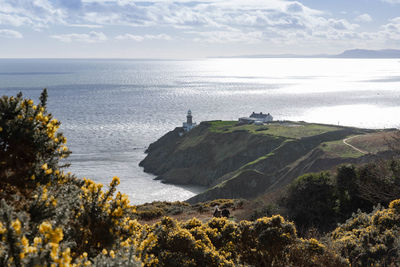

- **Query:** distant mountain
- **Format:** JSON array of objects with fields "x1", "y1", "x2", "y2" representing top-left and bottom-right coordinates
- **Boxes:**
[
  {"x1": 219, "y1": 49, "x2": 400, "y2": 59},
  {"x1": 333, "y1": 49, "x2": 400, "y2": 58}
]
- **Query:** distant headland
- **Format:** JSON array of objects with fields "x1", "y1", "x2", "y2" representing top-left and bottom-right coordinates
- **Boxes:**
[
  {"x1": 140, "y1": 112, "x2": 397, "y2": 203},
  {"x1": 214, "y1": 49, "x2": 400, "y2": 59}
]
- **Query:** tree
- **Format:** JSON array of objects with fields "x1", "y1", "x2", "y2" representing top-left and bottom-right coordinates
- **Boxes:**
[{"x1": 335, "y1": 164, "x2": 364, "y2": 220}]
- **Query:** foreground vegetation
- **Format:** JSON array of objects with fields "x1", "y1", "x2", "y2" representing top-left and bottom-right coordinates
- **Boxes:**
[{"x1": 1, "y1": 91, "x2": 399, "y2": 266}]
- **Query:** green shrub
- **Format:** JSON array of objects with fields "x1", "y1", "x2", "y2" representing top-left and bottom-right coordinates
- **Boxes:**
[{"x1": 284, "y1": 172, "x2": 337, "y2": 232}]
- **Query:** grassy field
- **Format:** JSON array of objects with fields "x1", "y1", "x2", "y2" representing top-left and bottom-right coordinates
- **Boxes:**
[{"x1": 208, "y1": 120, "x2": 341, "y2": 139}]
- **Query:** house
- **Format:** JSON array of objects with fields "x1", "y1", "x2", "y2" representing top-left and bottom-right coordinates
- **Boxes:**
[
  {"x1": 183, "y1": 110, "x2": 197, "y2": 132},
  {"x1": 239, "y1": 112, "x2": 273, "y2": 125},
  {"x1": 250, "y1": 112, "x2": 273, "y2": 122}
]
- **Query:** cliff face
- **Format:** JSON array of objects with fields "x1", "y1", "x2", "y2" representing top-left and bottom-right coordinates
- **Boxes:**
[{"x1": 140, "y1": 121, "x2": 384, "y2": 203}]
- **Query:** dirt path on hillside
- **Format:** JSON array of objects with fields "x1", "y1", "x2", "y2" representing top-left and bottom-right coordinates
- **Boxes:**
[{"x1": 343, "y1": 135, "x2": 369, "y2": 154}]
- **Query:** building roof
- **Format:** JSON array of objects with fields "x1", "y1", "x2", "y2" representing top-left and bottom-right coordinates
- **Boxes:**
[{"x1": 250, "y1": 112, "x2": 271, "y2": 119}]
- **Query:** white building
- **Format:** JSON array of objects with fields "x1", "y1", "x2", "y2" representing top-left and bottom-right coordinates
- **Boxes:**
[
  {"x1": 239, "y1": 112, "x2": 273, "y2": 124},
  {"x1": 183, "y1": 110, "x2": 197, "y2": 132},
  {"x1": 250, "y1": 112, "x2": 273, "y2": 122}
]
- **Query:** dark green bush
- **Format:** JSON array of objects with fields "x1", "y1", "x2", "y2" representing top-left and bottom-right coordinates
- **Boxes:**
[{"x1": 284, "y1": 172, "x2": 337, "y2": 232}]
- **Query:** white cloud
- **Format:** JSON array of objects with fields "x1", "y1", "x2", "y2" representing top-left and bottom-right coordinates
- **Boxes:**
[
  {"x1": 1, "y1": 0, "x2": 400, "y2": 53},
  {"x1": 0, "y1": 0, "x2": 365, "y2": 45},
  {"x1": 66, "y1": 24, "x2": 103, "y2": 28},
  {"x1": 192, "y1": 30, "x2": 262, "y2": 44},
  {"x1": 0, "y1": 29, "x2": 23, "y2": 38},
  {"x1": 380, "y1": 17, "x2": 400, "y2": 40},
  {"x1": 51, "y1": 31, "x2": 107, "y2": 42},
  {"x1": 0, "y1": 0, "x2": 67, "y2": 29},
  {"x1": 116, "y1": 33, "x2": 172, "y2": 41},
  {"x1": 0, "y1": 13, "x2": 32, "y2": 27},
  {"x1": 116, "y1": 33, "x2": 144, "y2": 41},
  {"x1": 355, "y1": 14, "x2": 372, "y2": 23}
]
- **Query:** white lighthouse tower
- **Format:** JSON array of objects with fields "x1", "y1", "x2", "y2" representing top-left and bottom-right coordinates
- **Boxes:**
[{"x1": 183, "y1": 110, "x2": 197, "y2": 132}]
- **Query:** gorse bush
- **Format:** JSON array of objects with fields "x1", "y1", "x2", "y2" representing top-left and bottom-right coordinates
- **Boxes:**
[
  {"x1": 0, "y1": 91, "x2": 141, "y2": 266},
  {"x1": 331, "y1": 199, "x2": 400, "y2": 266},
  {"x1": 0, "y1": 89, "x2": 70, "y2": 188},
  {"x1": 132, "y1": 215, "x2": 347, "y2": 267},
  {"x1": 0, "y1": 91, "x2": 399, "y2": 266}
]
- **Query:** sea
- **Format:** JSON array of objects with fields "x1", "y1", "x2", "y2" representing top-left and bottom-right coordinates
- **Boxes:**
[{"x1": 0, "y1": 58, "x2": 399, "y2": 204}]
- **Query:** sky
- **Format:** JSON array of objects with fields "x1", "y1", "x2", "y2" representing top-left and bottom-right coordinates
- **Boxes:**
[{"x1": 0, "y1": 0, "x2": 400, "y2": 58}]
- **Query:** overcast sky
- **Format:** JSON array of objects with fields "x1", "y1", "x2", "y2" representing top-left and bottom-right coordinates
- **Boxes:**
[{"x1": 0, "y1": 0, "x2": 400, "y2": 58}]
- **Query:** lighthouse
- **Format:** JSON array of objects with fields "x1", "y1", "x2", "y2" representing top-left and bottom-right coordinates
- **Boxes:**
[
  {"x1": 187, "y1": 110, "x2": 193, "y2": 124},
  {"x1": 183, "y1": 110, "x2": 197, "y2": 132}
]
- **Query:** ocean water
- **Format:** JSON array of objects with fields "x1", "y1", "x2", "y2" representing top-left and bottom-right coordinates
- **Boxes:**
[{"x1": 0, "y1": 58, "x2": 399, "y2": 204}]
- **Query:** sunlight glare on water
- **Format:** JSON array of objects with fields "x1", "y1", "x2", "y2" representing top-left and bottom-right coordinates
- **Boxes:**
[{"x1": 297, "y1": 104, "x2": 400, "y2": 129}]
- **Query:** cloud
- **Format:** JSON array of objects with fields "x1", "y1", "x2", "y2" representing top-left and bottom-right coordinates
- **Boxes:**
[
  {"x1": 192, "y1": 30, "x2": 262, "y2": 43},
  {"x1": 355, "y1": 14, "x2": 372, "y2": 23},
  {"x1": 0, "y1": 0, "x2": 363, "y2": 45},
  {"x1": 1, "y1": 0, "x2": 399, "y2": 52},
  {"x1": 66, "y1": 23, "x2": 103, "y2": 28},
  {"x1": 50, "y1": 31, "x2": 107, "y2": 42},
  {"x1": 380, "y1": 17, "x2": 400, "y2": 40},
  {"x1": 286, "y1": 2, "x2": 304, "y2": 13},
  {"x1": 0, "y1": 13, "x2": 32, "y2": 27},
  {"x1": 0, "y1": 0, "x2": 67, "y2": 29},
  {"x1": 115, "y1": 33, "x2": 172, "y2": 41},
  {"x1": 0, "y1": 29, "x2": 23, "y2": 38}
]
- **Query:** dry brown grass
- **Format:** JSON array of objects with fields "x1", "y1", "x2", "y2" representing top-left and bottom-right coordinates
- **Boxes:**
[{"x1": 348, "y1": 130, "x2": 396, "y2": 154}]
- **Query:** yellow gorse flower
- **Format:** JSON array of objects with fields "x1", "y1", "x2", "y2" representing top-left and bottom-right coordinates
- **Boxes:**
[
  {"x1": 50, "y1": 227, "x2": 64, "y2": 243},
  {"x1": 34, "y1": 237, "x2": 42, "y2": 245},
  {"x1": 0, "y1": 222, "x2": 6, "y2": 234},
  {"x1": 11, "y1": 219, "x2": 21, "y2": 235},
  {"x1": 42, "y1": 163, "x2": 48, "y2": 170},
  {"x1": 21, "y1": 236, "x2": 29, "y2": 247},
  {"x1": 109, "y1": 250, "x2": 115, "y2": 258},
  {"x1": 39, "y1": 221, "x2": 52, "y2": 234}
]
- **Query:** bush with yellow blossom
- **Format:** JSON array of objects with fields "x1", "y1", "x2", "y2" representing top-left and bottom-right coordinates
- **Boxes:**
[
  {"x1": 0, "y1": 89, "x2": 70, "y2": 188},
  {"x1": 331, "y1": 199, "x2": 400, "y2": 266}
]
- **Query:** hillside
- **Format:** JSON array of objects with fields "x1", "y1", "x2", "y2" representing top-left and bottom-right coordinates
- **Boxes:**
[{"x1": 140, "y1": 121, "x2": 394, "y2": 203}]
